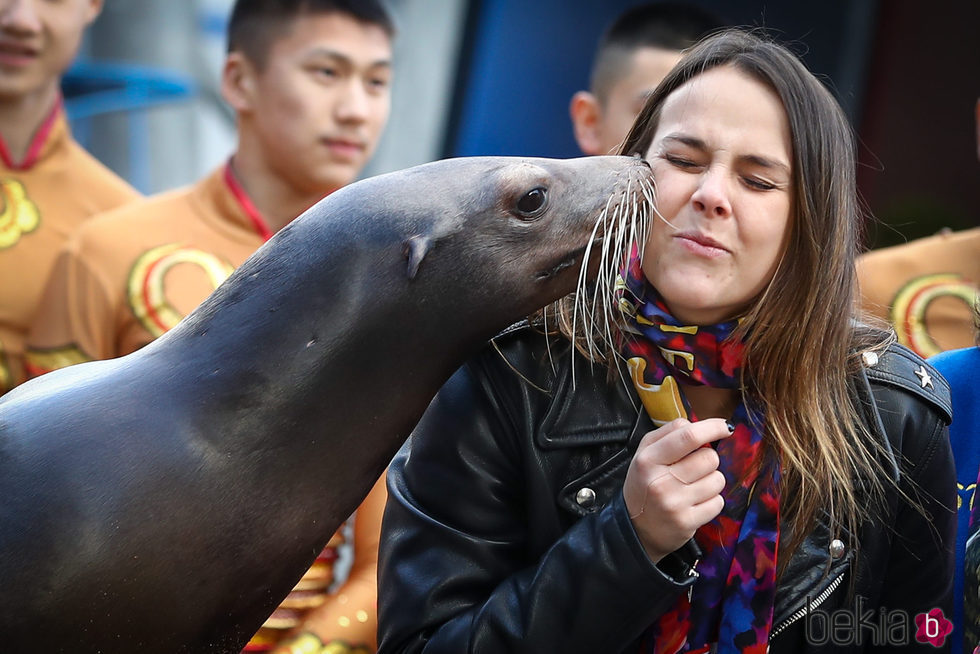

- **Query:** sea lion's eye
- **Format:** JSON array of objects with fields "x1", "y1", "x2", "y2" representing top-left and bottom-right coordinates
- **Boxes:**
[{"x1": 516, "y1": 187, "x2": 548, "y2": 217}]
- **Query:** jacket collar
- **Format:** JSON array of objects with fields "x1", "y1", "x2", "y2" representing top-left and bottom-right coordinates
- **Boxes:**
[{"x1": 534, "y1": 345, "x2": 650, "y2": 452}]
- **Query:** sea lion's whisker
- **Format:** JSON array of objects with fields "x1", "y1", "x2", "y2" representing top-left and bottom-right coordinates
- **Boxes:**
[{"x1": 569, "y1": 171, "x2": 655, "y2": 385}]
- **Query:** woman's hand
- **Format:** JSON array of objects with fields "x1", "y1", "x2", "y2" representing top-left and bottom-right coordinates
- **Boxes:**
[{"x1": 623, "y1": 418, "x2": 730, "y2": 562}]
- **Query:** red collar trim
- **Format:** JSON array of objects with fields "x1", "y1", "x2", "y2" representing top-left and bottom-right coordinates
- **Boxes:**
[
  {"x1": 223, "y1": 161, "x2": 273, "y2": 242},
  {"x1": 0, "y1": 96, "x2": 63, "y2": 171}
]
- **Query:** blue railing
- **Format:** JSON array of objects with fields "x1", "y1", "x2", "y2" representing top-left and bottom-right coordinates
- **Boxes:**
[{"x1": 62, "y1": 61, "x2": 196, "y2": 192}]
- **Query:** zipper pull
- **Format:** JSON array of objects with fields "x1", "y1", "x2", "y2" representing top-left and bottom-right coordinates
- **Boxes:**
[{"x1": 687, "y1": 558, "x2": 700, "y2": 602}]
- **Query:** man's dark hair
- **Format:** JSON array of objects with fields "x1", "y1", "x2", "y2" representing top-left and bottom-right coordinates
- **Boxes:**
[
  {"x1": 228, "y1": 0, "x2": 395, "y2": 68},
  {"x1": 590, "y1": 2, "x2": 724, "y2": 101}
]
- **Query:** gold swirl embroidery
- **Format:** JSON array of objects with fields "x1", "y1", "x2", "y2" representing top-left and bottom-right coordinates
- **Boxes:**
[
  {"x1": 958, "y1": 482, "x2": 977, "y2": 512},
  {"x1": 321, "y1": 640, "x2": 371, "y2": 654},
  {"x1": 126, "y1": 244, "x2": 234, "y2": 338},
  {"x1": 24, "y1": 343, "x2": 91, "y2": 376},
  {"x1": 0, "y1": 179, "x2": 40, "y2": 250},
  {"x1": 273, "y1": 633, "x2": 371, "y2": 654},
  {"x1": 0, "y1": 339, "x2": 11, "y2": 393},
  {"x1": 890, "y1": 273, "x2": 979, "y2": 358}
]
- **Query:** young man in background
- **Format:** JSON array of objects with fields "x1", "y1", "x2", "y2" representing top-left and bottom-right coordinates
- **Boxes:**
[
  {"x1": 569, "y1": 2, "x2": 723, "y2": 157},
  {"x1": 0, "y1": 0, "x2": 139, "y2": 394}
]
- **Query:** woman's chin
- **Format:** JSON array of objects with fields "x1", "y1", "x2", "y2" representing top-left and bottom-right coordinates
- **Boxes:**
[{"x1": 654, "y1": 288, "x2": 738, "y2": 325}]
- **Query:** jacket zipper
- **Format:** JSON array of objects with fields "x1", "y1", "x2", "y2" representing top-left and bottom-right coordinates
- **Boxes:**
[{"x1": 768, "y1": 572, "x2": 846, "y2": 640}]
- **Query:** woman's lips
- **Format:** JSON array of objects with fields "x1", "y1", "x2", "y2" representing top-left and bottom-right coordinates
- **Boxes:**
[{"x1": 674, "y1": 231, "x2": 729, "y2": 258}]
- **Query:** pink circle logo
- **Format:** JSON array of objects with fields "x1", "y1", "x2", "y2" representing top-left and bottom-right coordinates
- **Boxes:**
[{"x1": 914, "y1": 608, "x2": 952, "y2": 647}]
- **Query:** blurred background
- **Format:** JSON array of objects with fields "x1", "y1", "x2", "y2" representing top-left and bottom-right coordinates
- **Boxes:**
[{"x1": 70, "y1": 0, "x2": 979, "y2": 249}]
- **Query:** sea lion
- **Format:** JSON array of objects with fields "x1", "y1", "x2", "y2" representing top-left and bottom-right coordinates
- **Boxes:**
[{"x1": 0, "y1": 155, "x2": 653, "y2": 653}]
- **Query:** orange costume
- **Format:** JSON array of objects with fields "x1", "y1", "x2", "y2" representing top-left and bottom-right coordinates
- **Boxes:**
[
  {"x1": 26, "y1": 163, "x2": 270, "y2": 367},
  {"x1": 857, "y1": 228, "x2": 980, "y2": 358},
  {"x1": 0, "y1": 99, "x2": 139, "y2": 393},
  {"x1": 253, "y1": 476, "x2": 387, "y2": 654},
  {"x1": 26, "y1": 163, "x2": 384, "y2": 653}
]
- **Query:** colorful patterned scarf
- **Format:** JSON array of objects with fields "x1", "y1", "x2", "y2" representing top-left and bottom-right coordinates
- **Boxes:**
[{"x1": 618, "y1": 254, "x2": 780, "y2": 654}]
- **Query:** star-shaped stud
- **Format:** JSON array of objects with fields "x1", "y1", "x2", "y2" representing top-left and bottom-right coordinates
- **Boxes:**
[{"x1": 914, "y1": 365, "x2": 933, "y2": 389}]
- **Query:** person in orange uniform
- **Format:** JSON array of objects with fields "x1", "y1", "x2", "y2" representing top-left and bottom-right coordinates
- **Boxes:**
[
  {"x1": 857, "y1": 99, "x2": 980, "y2": 359},
  {"x1": 858, "y1": 228, "x2": 980, "y2": 358},
  {"x1": 0, "y1": 0, "x2": 139, "y2": 393},
  {"x1": 26, "y1": 1, "x2": 395, "y2": 653}
]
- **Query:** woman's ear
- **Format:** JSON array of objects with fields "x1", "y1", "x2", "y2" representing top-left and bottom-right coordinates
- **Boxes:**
[
  {"x1": 570, "y1": 91, "x2": 604, "y2": 156},
  {"x1": 221, "y1": 52, "x2": 258, "y2": 114},
  {"x1": 85, "y1": 0, "x2": 105, "y2": 24}
]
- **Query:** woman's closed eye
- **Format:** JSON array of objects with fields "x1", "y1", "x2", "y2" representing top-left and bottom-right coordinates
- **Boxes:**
[
  {"x1": 663, "y1": 154, "x2": 701, "y2": 170},
  {"x1": 742, "y1": 176, "x2": 777, "y2": 191}
]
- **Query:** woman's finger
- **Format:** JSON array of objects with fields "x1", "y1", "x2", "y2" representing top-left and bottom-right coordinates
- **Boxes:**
[
  {"x1": 640, "y1": 417, "x2": 731, "y2": 466},
  {"x1": 666, "y1": 446, "x2": 721, "y2": 484}
]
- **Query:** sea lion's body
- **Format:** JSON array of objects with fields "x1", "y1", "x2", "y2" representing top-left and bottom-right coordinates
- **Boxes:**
[{"x1": 0, "y1": 155, "x2": 652, "y2": 653}]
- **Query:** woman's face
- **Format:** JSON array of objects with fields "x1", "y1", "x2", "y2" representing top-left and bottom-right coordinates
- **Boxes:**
[{"x1": 642, "y1": 65, "x2": 793, "y2": 325}]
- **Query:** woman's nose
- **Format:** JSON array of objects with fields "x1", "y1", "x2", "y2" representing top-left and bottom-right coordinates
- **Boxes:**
[{"x1": 690, "y1": 168, "x2": 732, "y2": 218}]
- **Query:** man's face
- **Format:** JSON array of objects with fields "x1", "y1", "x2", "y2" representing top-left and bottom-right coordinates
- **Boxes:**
[
  {"x1": 595, "y1": 47, "x2": 684, "y2": 156},
  {"x1": 0, "y1": 0, "x2": 101, "y2": 100},
  {"x1": 242, "y1": 11, "x2": 392, "y2": 197}
]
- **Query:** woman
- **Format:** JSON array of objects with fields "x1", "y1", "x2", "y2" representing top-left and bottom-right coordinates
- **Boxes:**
[{"x1": 377, "y1": 30, "x2": 954, "y2": 653}]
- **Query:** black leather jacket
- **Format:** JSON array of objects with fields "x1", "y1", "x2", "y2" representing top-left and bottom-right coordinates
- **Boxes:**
[{"x1": 378, "y1": 324, "x2": 955, "y2": 653}]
